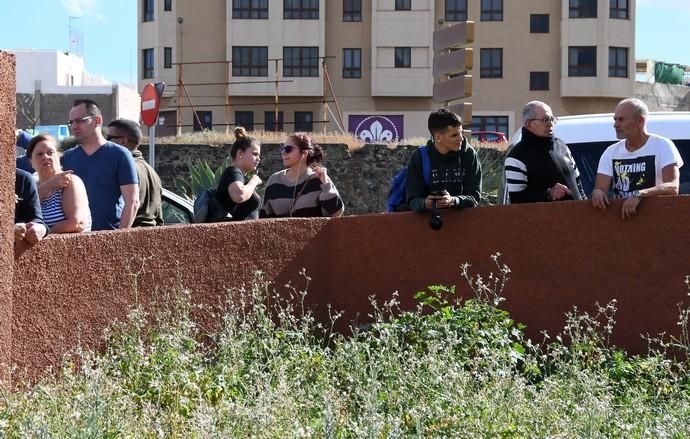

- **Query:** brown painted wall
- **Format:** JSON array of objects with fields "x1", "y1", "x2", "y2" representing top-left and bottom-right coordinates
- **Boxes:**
[
  {"x1": 1, "y1": 52, "x2": 16, "y2": 381},
  {"x1": 12, "y1": 197, "x2": 690, "y2": 381}
]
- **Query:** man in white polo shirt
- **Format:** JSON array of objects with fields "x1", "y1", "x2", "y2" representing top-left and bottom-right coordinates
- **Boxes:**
[{"x1": 591, "y1": 98, "x2": 683, "y2": 219}]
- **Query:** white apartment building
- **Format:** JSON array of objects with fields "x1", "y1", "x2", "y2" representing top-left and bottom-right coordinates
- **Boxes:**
[{"x1": 138, "y1": 0, "x2": 635, "y2": 139}]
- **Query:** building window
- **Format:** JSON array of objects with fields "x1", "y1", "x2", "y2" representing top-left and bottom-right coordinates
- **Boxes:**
[
  {"x1": 609, "y1": 47, "x2": 628, "y2": 77},
  {"x1": 530, "y1": 14, "x2": 549, "y2": 33},
  {"x1": 284, "y1": 0, "x2": 319, "y2": 19},
  {"x1": 569, "y1": 0, "x2": 597, "y2": 18},
  {"x1": 394, "y1": 47, "x2": 411, "y2": 68},
  {"x1": 265, "y1": 111, "x2": 284, "y2": 131},
  {"x1": 164, "y1": 47, "x2": 172, "y2": 69},
  {"x1": 142, "y1": 48, "x2": 154, "y2": 79},
  {"x1": 569, "y1": 46, "x2": 597, "y2": 76},
  {"x1": 480, "y1": 48, "x2": 502, "y2": 78},
  {"x1": 395, "y1": 0, "x2": 411, "y2": 10},
  {"x1": 343, "y1": 48, "x2": 361, "y2": 78},
  {"x1": 143, "y1": 0, "x2": 154, "y2": 21},
  {"x1": 164, "y1": 0, "x2": 172, "y2": 11},
  {"x1": 193, "y1": 111, "x2": 213, "y2": 131},
  {"x1": 283, "y1": 47, "x2": 319, "y2": 77},
  {"x1": 235, "y1": 111, "x2": 254, "y2": 131},
  {"x1": 232, "y1": 46, "x2": 268, "y2": 76},
  {"x1": 233, "y1": 0, "x2": 269, "y2": 19},
  {"x1": 480, "y1": 0, "x2": 503, "y2": 21},
  {"x1": 445, "y1": 0, "x2": 467, "y2": 21},
  {"x1": 343, "y1": 0, "x2": 361, "y2": 21},
  {"x1": 610, "y1": 0, "x2": 628, "y2": 19},
  {"x1": 295, "y1": 111, "x2": 313, "y2": 132},
  {"x1": 472, "y1": 115, "x2": 509, "y2": 137},
  {"x1": 530, "y1": 72, "x2": 549, "y2": 90}
]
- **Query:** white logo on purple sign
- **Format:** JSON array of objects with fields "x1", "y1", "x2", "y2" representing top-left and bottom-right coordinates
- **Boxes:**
[{"x1": 350, "y1": 115, "x2": 403, "y2": 143}]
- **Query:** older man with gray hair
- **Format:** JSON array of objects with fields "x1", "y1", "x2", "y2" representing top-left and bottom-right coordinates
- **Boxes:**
[
  {"x1": 504, "y1": 100, "x2": 586, "y2": 203},
  {"x1": 592, "y1": 97, "x2": 683, "y2": 219}
]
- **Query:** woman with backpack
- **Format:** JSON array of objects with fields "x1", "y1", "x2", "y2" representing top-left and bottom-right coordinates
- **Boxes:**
[
  {"x1": 215, "y1": 127, "x2": 263, "y2": 221},
  {"x1": 260, "y1": 133, "x2": 344, "y2": 218}
]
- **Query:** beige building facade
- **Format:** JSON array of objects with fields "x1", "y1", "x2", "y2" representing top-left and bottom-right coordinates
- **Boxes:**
[{"x1": 138, "y1": 0, "x2": 635, "y2": 139}]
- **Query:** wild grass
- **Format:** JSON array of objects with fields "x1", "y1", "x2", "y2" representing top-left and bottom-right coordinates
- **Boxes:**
[{"x1": 2, "y1": 255, "x2": 688, "y2": 437}]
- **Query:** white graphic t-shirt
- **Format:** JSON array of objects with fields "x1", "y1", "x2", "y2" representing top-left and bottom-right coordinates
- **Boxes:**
[{"x1": 597, "y1": 134, "x2": 683, "y2": 198}]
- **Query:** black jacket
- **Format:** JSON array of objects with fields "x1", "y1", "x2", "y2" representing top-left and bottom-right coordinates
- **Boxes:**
[{"x1": 15, "y1": 169, "x2": 47, "y2": 228}]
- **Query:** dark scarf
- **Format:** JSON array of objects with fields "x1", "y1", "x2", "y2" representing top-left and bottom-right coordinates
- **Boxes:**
[{"x1": 520, "y1": 127, "x2": 553, "y2": 151}]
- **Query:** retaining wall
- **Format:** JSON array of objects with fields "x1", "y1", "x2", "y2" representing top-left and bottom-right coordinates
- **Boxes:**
[{"x1": 12, "y1": 197, "x2": 690, "y2": 381}]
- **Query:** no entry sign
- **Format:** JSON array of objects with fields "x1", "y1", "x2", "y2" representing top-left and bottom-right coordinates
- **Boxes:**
[{"x1": 140, "y1": 82, "x2": 164, "y2": 127}]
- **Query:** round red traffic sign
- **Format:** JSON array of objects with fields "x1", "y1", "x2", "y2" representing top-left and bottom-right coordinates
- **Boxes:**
[{"x1": 140, "y1": 83, "x2": 161, "y2": 127}]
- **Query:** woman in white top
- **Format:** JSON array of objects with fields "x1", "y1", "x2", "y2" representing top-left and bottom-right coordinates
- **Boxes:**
[{"x1": 28, "y1": 134, "x2": 92, "y2": 233}]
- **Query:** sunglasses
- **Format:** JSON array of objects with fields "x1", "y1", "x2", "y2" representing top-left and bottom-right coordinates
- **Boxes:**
[
  {"x1": 106, "y1": 135, "x2": 126, "y2": 142},
  {"x1": 67, "y1": 115, "x2": 95, "y2": 125},
  {"x1": 279, "y1": 144, "x2": 297, "y2": 154}
]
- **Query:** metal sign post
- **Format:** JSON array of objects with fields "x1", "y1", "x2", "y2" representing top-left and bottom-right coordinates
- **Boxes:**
[{"x1": 140, "y1": 82, "x2": 165, "y2": 169}]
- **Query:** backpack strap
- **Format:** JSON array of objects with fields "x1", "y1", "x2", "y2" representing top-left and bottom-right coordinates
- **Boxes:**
[{"x1": 419, "y1": 145, "x2": 431, "y2": 186}]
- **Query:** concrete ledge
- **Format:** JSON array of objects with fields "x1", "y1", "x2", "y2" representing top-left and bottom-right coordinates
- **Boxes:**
[{"x1": 13, "y1": 197, "x2": 690, "y2": 381}]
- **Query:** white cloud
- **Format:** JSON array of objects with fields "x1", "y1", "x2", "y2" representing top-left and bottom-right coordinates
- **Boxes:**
[{"x1": 61, "y1": 0, "x2": 97, "y2": 17}]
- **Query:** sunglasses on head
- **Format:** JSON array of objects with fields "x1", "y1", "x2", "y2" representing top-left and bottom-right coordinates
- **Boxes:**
[{"x1": 279, "y1": 144, "x2": 297, "y2": 154}]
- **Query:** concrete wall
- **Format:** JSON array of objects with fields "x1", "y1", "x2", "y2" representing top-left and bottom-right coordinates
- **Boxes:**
[
  {"x1": 12, "y1": 197, "x2": 690, "y2": 382},
  {"x1": 635, "y1": 82, "x2": 690, "y2": 111},
  {"x1": 1, "y1": 52, "x2": 16, "y2": 382}
]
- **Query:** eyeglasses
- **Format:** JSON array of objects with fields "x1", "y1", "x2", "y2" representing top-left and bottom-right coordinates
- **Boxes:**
[
  {"x1": 67, "y1": 115, "x2": 95, "y2": 126},
  {"x1": 106, "y1": 135, "x2": 126, "y2": 142},
  {"x1": 279, "y1": 144, "x2": 296, "y2": 154},
  {"x1": 529, "y1": 116, "x2": 557, "y2": 125}
]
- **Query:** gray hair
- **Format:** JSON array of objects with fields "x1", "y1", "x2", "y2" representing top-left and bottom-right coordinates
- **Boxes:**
[
  {"x1": 522, "y1": 101, "x2": 549, "y2": 125},
  {"x1": 618, "y1": 98, "x2": 649, "y2": 118}
]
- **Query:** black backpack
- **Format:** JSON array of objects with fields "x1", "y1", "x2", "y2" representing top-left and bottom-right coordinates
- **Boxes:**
[{"x1": 192, "y1": 187, "x2": 231, "y2": 223}]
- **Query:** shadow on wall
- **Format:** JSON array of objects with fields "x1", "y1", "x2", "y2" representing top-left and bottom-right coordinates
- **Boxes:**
[{"x1": 12, "y1": 197, "x2": 690, "y2": 382}]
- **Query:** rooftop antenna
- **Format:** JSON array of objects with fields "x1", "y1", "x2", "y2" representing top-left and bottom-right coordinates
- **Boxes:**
[{"x1": 68, "y1": 17, "x2": 83, "y2": 57}]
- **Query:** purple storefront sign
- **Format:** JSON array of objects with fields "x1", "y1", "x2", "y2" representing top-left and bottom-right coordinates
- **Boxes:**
[{"x1": 349, "y1": 115, "x2": 404, "y2": 143}]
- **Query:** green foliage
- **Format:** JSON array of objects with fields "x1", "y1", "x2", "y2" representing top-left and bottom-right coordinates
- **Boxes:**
[
  {"x1": 477, "y1": 147, "x2": 505, "y2": 205},
  {"x1": 2, "y1": 257, "x2": 690, "y2": 437},
  {"x1": 174, "y1": 158, "x2": 230, "y2": 201}
]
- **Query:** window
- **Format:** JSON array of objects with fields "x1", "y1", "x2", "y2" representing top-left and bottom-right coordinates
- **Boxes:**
[
  {"x1": 568, "y1": 46, "x2": 597, "y2": 76},
  {"x1": 164, "y1": 0, "x2": 172, "y2": 11},
  {"x1": 530, "y1": 14, "x2": 549, "y2": 33},
  {"x1": 265, "y1": 111, "x2": 284, "y2": 131},
  {"x1": 472, "y1": 116, "x2": 509, "y2": 137},
  {"x1": 283, "y1": 47, "x2": 319, "y2": 77},
  {"x1": 530, "y1": 72, "x2": 549, "y2": 90},
  {"x1": 480, "y1": 0, "x2": 503, "y2": 21},
  {"x1": 569, "y1": 0, "x2": 597, "y2": 18},
  {"x1": 233, "y1": 0, "x2": 269, "y2": 19},
  {"x1": 142, "y1": 48, "x2": 154, "y2": 79},
  {"x1": 343, "y1": 48, "x2": 361, "y2": 78},
  {"x1": 193, "y1": 111, "x2": 213, "y2": 131},
  {"x1": 164, "y1": 47, "x2": 172, "y2": 69},
  {"x1": 343, "y1": 0, "x2": 361, "y2": 21},
  {"x1": 295, "y1": 112, "x2": 313, "y2": 132},
  {"x1": 232, "y1": 46, "x2": 268, "y2": 76},
  {"x1": 610, "y1": 0, "x2": 628, "y2": 19},
  {"x1": 143, "y1": 0, "x2": 154, "y2": 21},
  {"x1": 480, "y1": 48, "x2": 502, "y2": 78},
  {"x1": 394, "y1": 47, "x2": 411, "y2": 68},
  {"x1": 284, "y1": 0, "x2": 319, "y2": 19},
  {"x1": 609, "y1": 47, "x2": 628, "y2": 77},
  {"x1": 395, "y1": 0, "x2": 411, "y2": 11},
  {"x1": 235, "y1": 111, "x2": 254, "y2": 131},
  {"x1": 445, "y1": 0, "x2": 467, "y2": 21}
]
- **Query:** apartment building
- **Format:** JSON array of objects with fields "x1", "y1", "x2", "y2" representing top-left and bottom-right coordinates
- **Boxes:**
[{"x1": 138, "y1": 0, "x2": 635, "y2": 139}]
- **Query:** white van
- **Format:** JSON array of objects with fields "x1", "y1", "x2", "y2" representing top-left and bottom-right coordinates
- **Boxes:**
[{"x1": 498, "y1": 112, "x2": 690, "y2": 204}]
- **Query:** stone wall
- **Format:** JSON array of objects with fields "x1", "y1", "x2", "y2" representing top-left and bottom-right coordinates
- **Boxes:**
[
  {"x1": 634, "y1": 82, "x2": 690, "y2": 111},
  {"x1": 141, "y1": 143, "x2": 504, "y2": 214}
]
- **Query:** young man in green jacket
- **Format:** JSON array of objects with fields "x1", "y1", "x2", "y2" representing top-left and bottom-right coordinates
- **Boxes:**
[{"x1": 406, "y1": 109, "x2": 482, "y2": 213}]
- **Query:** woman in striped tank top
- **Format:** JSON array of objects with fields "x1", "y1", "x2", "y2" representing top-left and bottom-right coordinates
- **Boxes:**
[{"x1": 27, "y1": 134, "x2": 92, "y2": 233}]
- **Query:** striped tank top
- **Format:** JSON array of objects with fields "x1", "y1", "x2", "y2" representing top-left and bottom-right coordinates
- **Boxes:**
[{"x1": 41, "y1": 189, "x2": 92, "y2": 232}]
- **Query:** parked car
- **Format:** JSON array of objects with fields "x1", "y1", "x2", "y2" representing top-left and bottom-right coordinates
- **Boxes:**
[
  {"x1": 162, "y1": 188, "x2": 193, "y2": 224},
  {"x1": 471, "y1": 131, "x2": 508, "y2": 144},
  {"x1": 31, "y1": 125, "x2": 70, "y2": 141},
  {"x1": 498, "y1": 112, "x2": 690, "y2": 204}
]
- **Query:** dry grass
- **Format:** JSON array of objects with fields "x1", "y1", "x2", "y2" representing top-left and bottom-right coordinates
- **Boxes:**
[{"x1": 152, "y1": 130, "x2": 507, "y2": 152}]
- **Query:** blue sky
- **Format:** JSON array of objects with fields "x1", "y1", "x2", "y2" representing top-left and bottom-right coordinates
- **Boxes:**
[{"x1": 0, "y1": 0, "x2": 688, "y2": 85}]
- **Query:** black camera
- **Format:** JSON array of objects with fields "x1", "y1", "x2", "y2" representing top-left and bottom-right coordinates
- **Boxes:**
[{"x1": 429, "y1": 198, "x2": 443, "y2": 231}]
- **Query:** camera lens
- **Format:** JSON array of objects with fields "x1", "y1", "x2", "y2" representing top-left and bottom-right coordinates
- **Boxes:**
[{"x1": 429, "y1": 199, "x2": 443, "y2": 231}]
